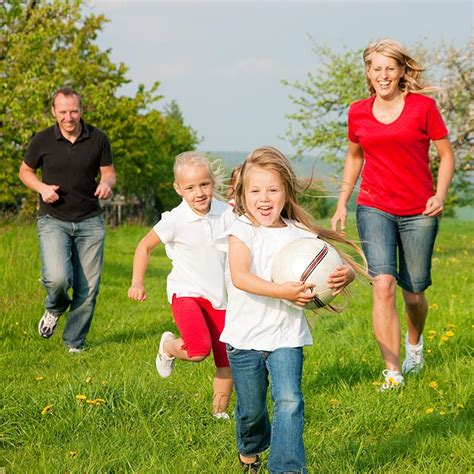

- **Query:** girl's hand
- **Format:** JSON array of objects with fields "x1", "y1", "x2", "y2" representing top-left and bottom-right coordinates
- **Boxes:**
[
  {"x1": 278, "y1": 281, "x2": 317, "y2": 307},
  {"x1": 128, "y1": 285, "x2": 147, "y2": 301},
  {"x1": 327, "y1": 265, "x2": 355, "y2": 295}
]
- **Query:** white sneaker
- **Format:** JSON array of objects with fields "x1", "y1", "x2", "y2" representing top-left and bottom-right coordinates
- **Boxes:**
[
  {"x1": 38, "y1": 310, "x2": 61, "y2": 338},
  {"x1": 402, "y1": 334, "x2": 424, "y2": 375},
  {"x1": 379, "y1": 369, "x2": 404, "y2": 392},
  {"x1": 156, "y1": 331, "x2": 176, "y2": 378},
  {"x1": 213, "y1": 412, "x2": 230, "y2": 420}
]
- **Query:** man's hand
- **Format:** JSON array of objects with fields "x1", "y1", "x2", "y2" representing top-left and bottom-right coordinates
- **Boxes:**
[
  {"x1": 94, "y1": 182, "x2": 113, "y2": 200},
  {"x1": 40, "y1": 184, "x2": 60, "y2": 204}
]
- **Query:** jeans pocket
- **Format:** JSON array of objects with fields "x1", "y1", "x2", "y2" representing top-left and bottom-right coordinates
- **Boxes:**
[{"x1": 226, "y1": 344, "x2": 240, "y2": 356}]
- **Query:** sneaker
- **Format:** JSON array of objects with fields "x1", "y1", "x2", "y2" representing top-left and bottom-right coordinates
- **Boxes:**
[
  {"x1": 213, "y1": 412, "x2": 230, "y2": 420},
  {"x1": 67, "y1": 346, "x2": 84, "y2": 353},
  {"x1": 402, "y1": 334, "x2": 424, "y2": 375},
  {"x1": 379, "y1": 369, "x2": 404, "y2": 392},
  {"x1": 38, "y1": 310, "x2": 61, "y2": 338},
  {"x1": 156, "y1": 331, "x2": 176, "y2": 378}
]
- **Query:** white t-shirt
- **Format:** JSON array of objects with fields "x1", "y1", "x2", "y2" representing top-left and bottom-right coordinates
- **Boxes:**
[
  {"x1": 153, "y1": 198, "x2": 236, "y2": 309},
  {"x1": 219, "y1": 215, "x2": 316, "y2": 351}
]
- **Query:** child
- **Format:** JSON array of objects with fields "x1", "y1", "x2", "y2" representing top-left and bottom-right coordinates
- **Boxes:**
[
  {"x1": 219, "y1": 146, "x2": 366, "y2": 472},
  {"x1": 128, "y1": 151, "x2": 235, "y2": 418}
]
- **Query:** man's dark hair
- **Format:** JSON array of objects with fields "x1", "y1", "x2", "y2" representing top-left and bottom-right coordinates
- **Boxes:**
[{"x1": 51, "y1": 87, "x2": 82, "y2": 108}]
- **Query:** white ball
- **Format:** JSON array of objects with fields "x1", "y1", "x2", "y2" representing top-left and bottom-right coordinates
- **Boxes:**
[{"x1": 271, "y1": 237, "x2": 343, "y2": 310}]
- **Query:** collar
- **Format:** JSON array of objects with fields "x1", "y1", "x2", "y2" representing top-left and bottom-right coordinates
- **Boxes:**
[
  {"x1": 54, "y1": 119, "x2": 89, "y2": 141},
  {"x1": 177, "y1": 198, "x2": 226, "y2": 222},
  {"x1": 237, "y1": 214, "x2": 292, "y2": 228}
]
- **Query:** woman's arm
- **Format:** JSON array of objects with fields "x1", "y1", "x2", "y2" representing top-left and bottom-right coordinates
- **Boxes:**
[
  {"x1": 229, "y1": 235, "x2": 316, "y2": 307},
  {"x1": 423, "y1": 138, "x2": 455, "y2": 217},
  {"x1": 128, "y1": 229, "x2": 162, "y2": 301},
  {"x1": 331, "y1": 141, "x2": 365, "y2": 232}
]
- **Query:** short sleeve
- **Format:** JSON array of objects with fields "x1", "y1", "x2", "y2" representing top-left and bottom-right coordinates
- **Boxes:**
[
  {"x1": 229, "y1": 219, "x2": 255, "y2": 253},
  {"x1": 347, "y1": 104, "x2": 359, "y2": 143},
  {"x1": 23, "y1": 134, "x2": 41, "y2": 169},
  {"x1": 152, "y1": 211, "x2": 175, "y2": 244},
  {"x1": 99, "y1": 134, "x2": 113, "y2": 166},
  {"x1": 426, "y1": 99, "x2": 448, "y2": 141}
]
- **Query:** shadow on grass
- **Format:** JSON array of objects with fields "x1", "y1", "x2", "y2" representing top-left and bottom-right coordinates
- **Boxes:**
[
  {"x1": 306, "y1": 361, "x2": 376, "y2": 391},
  {"x1": 340, "y1": 407, "x2": 473, "y2": 472}
]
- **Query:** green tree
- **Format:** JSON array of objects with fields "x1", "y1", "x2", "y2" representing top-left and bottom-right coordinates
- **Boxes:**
[
  {"x1": 284, "y1": 39, "x2": 473, "y2": 216},
  {"x1": 0, "y1": 0, "x2": 197, "y2": 220}
]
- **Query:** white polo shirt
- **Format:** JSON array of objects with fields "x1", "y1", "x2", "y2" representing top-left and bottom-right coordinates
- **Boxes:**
[
  {"x1": 219, "y1": 215, "x2": 315, "y2": 351},
  {"x1": 153, "y1": 198, "x2": 236, "y2": 309}
]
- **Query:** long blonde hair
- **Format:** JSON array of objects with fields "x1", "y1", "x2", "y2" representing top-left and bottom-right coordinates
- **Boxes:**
[
  {"x1": 173, "y1": 151, "x2": 226, "y2": 199},
  {"x1": 363, "y1": 38, "x2": 439, "y2": 95},
  {"x1": 234, "y1": 146, "x2": 368, "y2": 280}
]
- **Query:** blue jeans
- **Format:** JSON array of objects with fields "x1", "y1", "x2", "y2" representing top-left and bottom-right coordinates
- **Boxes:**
[
  {"x1": 356, "y1": 205, "x2": 439, "y2": 293},
  {"x1": 226, "y1": 345, "x2": 306, "y2": 474},
  {"x1": 37, "y1": 214, "x2": 105, "y2": 348}
]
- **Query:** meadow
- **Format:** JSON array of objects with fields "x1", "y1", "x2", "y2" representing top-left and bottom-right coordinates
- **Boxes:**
[{"x1": 0, "y1": 219, "x2": 472, "y2": 473}]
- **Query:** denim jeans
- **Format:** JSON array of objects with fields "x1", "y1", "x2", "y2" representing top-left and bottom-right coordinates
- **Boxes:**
[
  {"x1": 227, "y1": 345, "x2": 306, "y2": 474},
  {"x1": 37, "y1": 214, "x2": 105, "y2": 348},
  {"x1": 356, "y1": 205, "x2": 439, "y2": 293}
]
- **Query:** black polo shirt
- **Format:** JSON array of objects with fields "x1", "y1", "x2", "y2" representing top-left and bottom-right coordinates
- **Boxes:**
[{"x1": 24, "y1": 120, "x2": 113, "y2": 222}]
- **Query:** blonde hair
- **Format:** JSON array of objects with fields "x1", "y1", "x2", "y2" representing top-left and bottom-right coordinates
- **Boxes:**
[
  {"x1": 227, "y1": 164, "x2": 243, "y2": 200},
  {"x1": 234, "y1": 146, "x2": 368, "y2": 290},
  {"x1": 173, "y1": 151, "x2": 226, "y2": 198},
  {"x1": 363, "y1": 38, "x2": 439, "y2": 95}
]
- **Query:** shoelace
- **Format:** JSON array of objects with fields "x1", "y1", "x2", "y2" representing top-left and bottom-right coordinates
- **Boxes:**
[{"x1": 43, "y1": 313, "x2": 58, "y2": 328}]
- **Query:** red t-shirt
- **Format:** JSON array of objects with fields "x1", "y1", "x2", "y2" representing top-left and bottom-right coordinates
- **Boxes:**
[{"x1": 348, "y1": 92, "x2": 448, "y2": 215}]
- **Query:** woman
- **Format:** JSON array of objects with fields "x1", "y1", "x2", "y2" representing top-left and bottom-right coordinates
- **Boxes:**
[{"x1": 331, "y1": 38, "x2": 455, "y2": 391}]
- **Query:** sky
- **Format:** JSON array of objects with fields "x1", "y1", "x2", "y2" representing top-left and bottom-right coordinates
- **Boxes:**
[{"x1": 87, "y1": 0, "x2": 472, "y2": 153}]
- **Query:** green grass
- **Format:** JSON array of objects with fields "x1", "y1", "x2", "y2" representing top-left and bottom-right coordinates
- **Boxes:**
[{"x1": 1, "y1": 219, "x2": 472, "y2": 473}]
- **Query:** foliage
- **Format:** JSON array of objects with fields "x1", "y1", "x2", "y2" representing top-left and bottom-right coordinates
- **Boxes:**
[
  {"x1": 0, "y1": 220, "x2": 472, "y2": 471},
  {"x1": 0, "y1": 0, "x2": 197, "y2": 221},
  {"x1": 284, "y1": 39, "x2": 473, "y2": 216}
]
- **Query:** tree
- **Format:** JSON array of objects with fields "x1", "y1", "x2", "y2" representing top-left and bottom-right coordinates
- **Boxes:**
[
  {"x1": 284, "y1": 39, "x2": 473, "y2": 215},
  {"x1": 0, "y1": 0, "x2": 197, "y2": 220}
]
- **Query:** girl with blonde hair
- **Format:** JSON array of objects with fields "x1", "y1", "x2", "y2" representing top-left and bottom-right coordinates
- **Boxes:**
[{"x1": 220, "y1": 146, "x2": 366, "y2": 473}]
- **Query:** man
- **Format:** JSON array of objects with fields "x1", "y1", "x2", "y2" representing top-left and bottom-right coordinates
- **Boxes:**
[{"x1": 19, "y1": 87, "x2": 116, "y2": 352}]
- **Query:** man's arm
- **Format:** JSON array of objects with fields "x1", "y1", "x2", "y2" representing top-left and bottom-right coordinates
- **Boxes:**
[
  {"x1": 95, "y1": 165, "x2": 116, "y2": 200},
  {"x1": 19, "y1": 162, "x2": 60, "y2": 204}
]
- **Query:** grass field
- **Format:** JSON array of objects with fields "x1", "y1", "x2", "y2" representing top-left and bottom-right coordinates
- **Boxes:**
[{"x1": 1, "y1": 219, "x2": 472, "y2": 473}]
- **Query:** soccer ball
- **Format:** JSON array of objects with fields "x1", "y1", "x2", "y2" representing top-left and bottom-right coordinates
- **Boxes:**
[{"x1": 271, "y1": 237, "x2": 343, "y2": 310}]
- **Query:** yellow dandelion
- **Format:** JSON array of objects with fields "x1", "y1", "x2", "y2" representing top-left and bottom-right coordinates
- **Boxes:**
[
  {"x1": 429, "y1": 381, "x2": 438, "y2": 389},
  {"x1": 41, "y1": 404, "x2": 54, "y2": 415},
  {"x1": 439, "y1": 411, "x2": 446, "y2": 416},
  {"x1": 427, "y1": 349, "x2": 432, "y2": 354},
  {"x1": 94, "y1": 398, "x2": 106, "y2": 405},
  {"x1": 66, "y1": 451, "x2": 78, "y2": 458},
  {"x1": 429, "y1": 304, "x2": 439, "y2": 310},
  {"x1": 35, "y1": 375, "x2": 44, "y2": 381},
  {"x1": 428, "y1": 330, "x2": 437, "y2": 335},
  {"x1": 447, "y1": 324, "x2": 457, "y2": 329},
  {"x1": 328, "y1": 399, "x2": 340, "y2": 407},
  {"x1": 372, "y1": 381, "x2": 382, "y2": 386},
  {"x1": 445, "y1": 331, "x2": 454, "y2": 337},
  {"x1": 101, "y1": 380, "x2": 108, "y2": 385},
  {"x1": 428, "y1": 335, "x2": 435, "y2": 341},
  {"x1": 425, "y1": 407, "x2": 434, "y2": 414},
  {"x1": 86, "y1": 399, "x2": 97, "y2": 405},
  {"x1": 85, "y1": 376, "x2": 92, "y2": 383},
  {"x1": 75, "y1": 394, "x2": 87, "y2": 401},
  {"x1": 388, "y1": 377, "x2": 400, "y2": 386},
  {"x1": 440, "y1": 335, "x2": 449, "y2": 342}
]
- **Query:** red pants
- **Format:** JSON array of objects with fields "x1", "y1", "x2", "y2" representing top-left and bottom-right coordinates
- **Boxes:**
[{"x1": 171, "y1": 295, "x2": 229, "y2": 368}]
